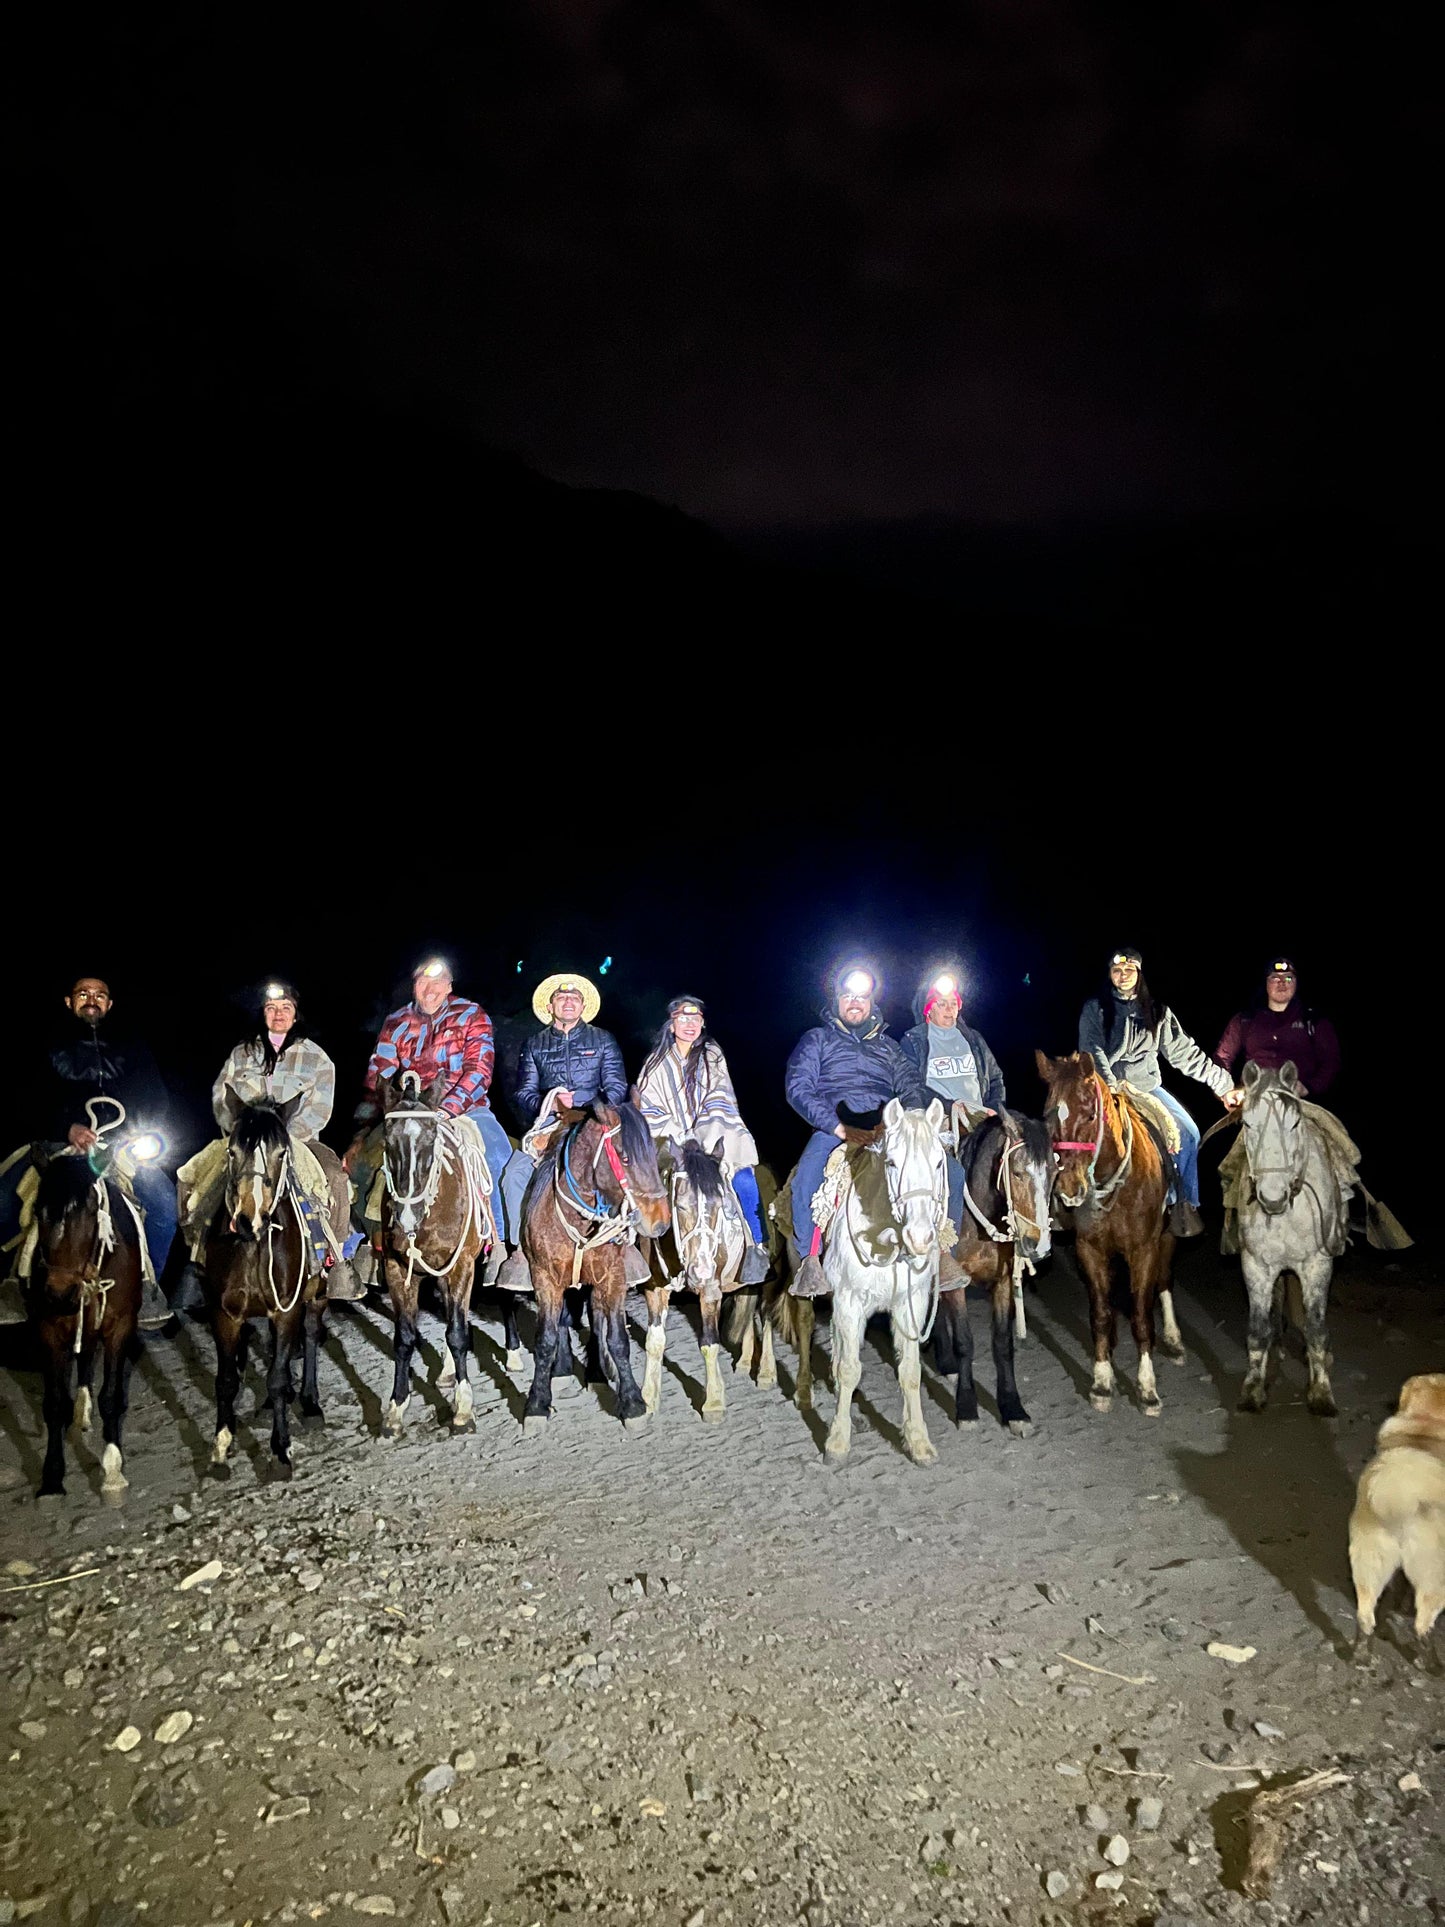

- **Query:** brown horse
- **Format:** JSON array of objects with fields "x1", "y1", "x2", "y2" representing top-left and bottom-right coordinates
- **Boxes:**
[
  {"x1": 1036, "y1": 1051, "x2": 1184, "y2": 1414},
  {"x1": 379, "y1": 1070, "x2": 498, "y2": 1437},
  {"x1": 31, "y1": 1149, "x2": 143, "y2": 1497},
  {"x1": 204, "y1": 1097, "x2": 326, "y2": 1476},
  {"x1": 519, "y1": 1097, "x2": 669, "y2": 1436}
]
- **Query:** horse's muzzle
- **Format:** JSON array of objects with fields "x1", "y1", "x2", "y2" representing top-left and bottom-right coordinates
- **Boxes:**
[{"x1": 636, "y1": 1196, "x2": 671, "y2": 1239}]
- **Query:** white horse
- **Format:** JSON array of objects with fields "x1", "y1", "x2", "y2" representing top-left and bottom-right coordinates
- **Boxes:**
[
  {"x1": 818, "y1": 1097, "x2": 948, "y2": 1465},
  {"x1": 1235, "y1": 1061, "x2": 1349, "y2": 1416}
]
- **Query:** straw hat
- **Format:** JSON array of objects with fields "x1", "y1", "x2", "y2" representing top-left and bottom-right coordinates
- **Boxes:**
[{"x1": 532, "y1": 972, "x2": 601, "y2": 1026}]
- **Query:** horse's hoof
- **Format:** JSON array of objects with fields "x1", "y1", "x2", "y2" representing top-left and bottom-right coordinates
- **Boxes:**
[
  {"x1": 701, "y1": 1404, "x2": 726, "y2": 1425},
  {"x1": 756, "y1": 1368, "x2": 778, "y2": 1390},
  {"x1": 207, "y1": 1460, "x2": 231, "y2": 1482},
  {"x1": 793, "y1": 1389, "x2": 812, "y2": 1414},
  {"x1": 301, "y1": 1407, "x2": 325, "y2": 1429},
  {"x1": 1089, "y1": 1393, "x2": 1113, "y2": 1413},
  {"x1": 505, "y1": 1349, "x2": 525, "y2": 1373},
  {"x1": 1237, "y1": 1388, "x2": 1267, "y2": 1414},
  {"x1": 622, "y1": 1413, "x2": 649, "y2": 1435},
  {"x1": 1142, "y1": 1398, "x2": 1162, "y2": 1418},
  {"x1": 907, "y1": 1442, "x2": 939, "y2": 1467},
  {"x1": 1163, "y1": 1344, "x2": 1187, "y2": 1366},
  {"x1": 271, "y1": 1458, "x2": 294, "y2": 1482},
  {"x1": 382, "y1": 1399, "x2": 409, "y2": 1437},
  {"x1": 1007, "y1": 1420, "x2": 1033, "y2": 1439},
  {"x1": 1308, "y1": 1392, "x2": 1339, "y2": 1419},
  {"x1": 100, "y1": 1445, "x2": 127, "y2": 1491},
  {"x1": 955, "y1": 1417, "x2": 978, "y2": 1431},
  {"x1": 37, "y1": 1483, "x2": 65, "y2": 1502},
  {"x1": 522, "y1": 1413, "x2": 548, "y2": 1438},
  {"x1": 823, "y1": 1439, "x2": 849, "y2": 1463}
]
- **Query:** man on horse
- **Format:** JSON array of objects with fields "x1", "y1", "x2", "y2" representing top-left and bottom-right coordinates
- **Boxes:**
[
  {"x1": 899, "y1": 965, "x2": 1007, "y2": 1233},
  {"x1": 784, "y1": 964, "x2": 933, "y2": 1297},
  {"x1": 1, "y1": 974, "x2": 174, "y2": 1328},
  {"x1": 1214, "y1": 957, "x2": 1340, "y2": 1098},
  {"x1": 344, "y1": 959, "x2": 512, "y2": 1263},
  {"x1": 496, "y1": 972, "x2": 630, "y2": 1284}
]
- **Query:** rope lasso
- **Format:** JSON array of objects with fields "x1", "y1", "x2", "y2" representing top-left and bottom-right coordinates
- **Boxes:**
[{"x1": 383, "y1": 1106, "x2": 497, "y2": 1294}]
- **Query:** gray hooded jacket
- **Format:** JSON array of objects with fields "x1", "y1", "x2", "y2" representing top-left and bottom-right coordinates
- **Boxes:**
[{"x1": 1079, "y1": 994, "x2": 1233, "y2": 1100}]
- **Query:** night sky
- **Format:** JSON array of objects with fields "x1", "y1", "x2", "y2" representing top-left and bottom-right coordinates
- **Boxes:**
[{"x1": 11, "y1": 8, "x2": 1432, "y2": 1218}]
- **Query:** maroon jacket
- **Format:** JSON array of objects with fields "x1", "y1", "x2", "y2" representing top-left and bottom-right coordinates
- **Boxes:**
[{"x1": 1214, "y1": 1000, "x2": 1340, "y2": 1096}]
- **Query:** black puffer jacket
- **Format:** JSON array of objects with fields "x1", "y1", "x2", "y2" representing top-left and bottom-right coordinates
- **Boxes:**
[
  {"x1": 784, "y1": 1010, "x2": 931, "y2": 1135},
  {"x1": 513, "y1": 1021, "x2": 628, "y2": 1123},
  {"x1": 43, "y1": 1019, "x2": 169, "y2": 1146}
]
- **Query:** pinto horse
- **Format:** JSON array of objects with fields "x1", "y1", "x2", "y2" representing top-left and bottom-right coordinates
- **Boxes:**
[
  {"x1": 1037, "y1": 1051, "x2": 1184, "y2": 1415},
  {"x1": 379, "y1": 1070, "x2": 500, "y2": 1437},
  {"x1": 519, "y1": 1097, "x2": 669, "y2": 1436},
  {"x1": 642, "y1": 1140, "x2": 747, "y2": 1422},
  {"x1": 204, "y1": 1097, "x2": 326, "y2": 1475},
  {"x1": 933, "y1": 1112, "x2": 1053, "y2": 1435},
  {"x1": 31, "y1": 1148, "x2": 143, "y2": 1497}
]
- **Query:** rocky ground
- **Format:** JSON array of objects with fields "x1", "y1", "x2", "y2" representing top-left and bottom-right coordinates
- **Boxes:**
[{"x1": 1, "y1": 1235, "x2": 1441, "y2": 1927}]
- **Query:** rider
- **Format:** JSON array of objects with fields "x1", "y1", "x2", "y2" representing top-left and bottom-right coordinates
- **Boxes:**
[
  {"x1": 344, "y1": 959, "x2": 513, "y2": 1262},
  {"x1": 1078, "y1": 946, "x2": 1238, "y2": 1234},
  {"x1": 636, "y1": 995, "x2": 770, "y2": 1286},
  {"x1": 173, "y1": 981, "x2": 361, "y2": 1306},
  {"x1": 784, "y1": 964, "x2": 932, "y2": 1296},
  {"x1": 1213, "y1": 957, "x2": 1340, "y2": 1097},
  {"x1": 899, "y1": 966, "x2": 1006, "y2": 1231},
  {"x1": 1, "y1": 975, "x2": 174, "y2": 1328},
  {"x1": 497, "y1": 972, "x2": 629, "y2": 1270}
]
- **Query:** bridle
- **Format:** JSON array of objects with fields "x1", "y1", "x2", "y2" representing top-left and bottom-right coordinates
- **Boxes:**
[
  {"x1": 42, "y1": 1098, "x2": 129, "y2": 1354},
  {"x1": 229, "y1": 1128, "x2": 309, "y2": 1316},
  {"x1": 549, "y1": 1116, "x2": 665, "y2": 1287},
  {"x1": 1052, "y1": 1076, "x2": 1133, "y2": 1210},
  {"x1": 1241, "y1": 1088, "x2": 1307, "y2": 1214},
  {"x1": 847, "y1": 1112, "x2": 947, "y2": 1345},
  {"x1": 383, "y1": 1101, "x2": 497, "y2": 1291}
]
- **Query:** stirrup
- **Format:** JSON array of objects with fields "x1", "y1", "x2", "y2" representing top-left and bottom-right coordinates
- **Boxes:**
[
  {"x1": 622, "y1": 1244, "x2": 652, "y2": 1287},
  {"x1": 138, "y1": 1275, "x2": 173, "y2": 1331},
  {"x1": 323, "y1": 1259, "x2": 365, "y2": 1303},
  {"x1": 739, "y1": 1242, "x2": 770, "y2": 1287},
  {"x1": 496, "y1": 1249, "x2": 533, "y2": 1293},
  {"x1": 789, "y1": 1253, "x2": 830, "y2": 1299},
  {"x1": 1169, "y1": 1201, "x2": 1205, "y2": 1238}
]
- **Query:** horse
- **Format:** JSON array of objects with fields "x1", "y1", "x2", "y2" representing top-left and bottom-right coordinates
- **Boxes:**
[
  {"x1": 518, "y1": 1096, "x2": 669, "y2": 1436},
  {"x1": 1232, "y1": 1060, "x2": 1347, "y2": 1417},
  {"x1": 933, "y1": 1112, "x2": 1053, "y2": 1435},
  {"x1": 641, "y1": 1140, "x2": 747, "y2": 1422},
  {"x1": 30, "y1": 1146, "x2": 143, "y2": 1497},
  {"x1": 792, "y1": 1097, "x2": 949, "y2": 1465},
  {"x1": 1037, "y1": 1050, "x2": 1184, "y2": 1415},
  {"x1": 204, "y1": 1096, "x2": 326, "y2": 1475},
  {"x1": 379, "y1": 1070, "x2": 500, "y2": 1437}
]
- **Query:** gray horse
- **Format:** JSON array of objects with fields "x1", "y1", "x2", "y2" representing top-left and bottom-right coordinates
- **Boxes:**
[{"x1": 1234, "y1": 1061, "x2": 1351, "y2": 1416}]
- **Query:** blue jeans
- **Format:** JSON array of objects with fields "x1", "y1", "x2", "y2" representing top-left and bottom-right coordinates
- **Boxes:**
[
  {"x1": 1149, "y1": 1087, "x2": 1201, "y2": 1207},
  {"x1": 791, "y1": 1131, "x2": 841, "y2": 1253},
  {"x1": 731, "y1": 1166, "x2": 765, "y2": 1244},
  {"x1": 501, "y1": 1147, "x2": 540, "y2": 1245},
  {"x1": 467, "y1": 1107, "x2": 516, "y2": 1243}
]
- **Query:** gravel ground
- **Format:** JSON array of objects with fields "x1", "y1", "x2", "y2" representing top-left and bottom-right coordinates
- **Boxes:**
[{"x1": 1, "y1": 1235, "x2": 1441, "y2": 1927}]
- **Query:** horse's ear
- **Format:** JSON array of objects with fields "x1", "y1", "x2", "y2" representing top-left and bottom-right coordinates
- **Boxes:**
[
  {"x1": 1278, "y1": 1060, "x2": 1299, "y2": 1091},
  {"x1": 1076, "y1": 1050, "x2": 1096, "y2": 1077},
  {"x1": 925, "y1": 1097, "x2": 945, "y2": 1131},
  {"x1": 31, "y1": 1142, "x2": 54, "y2": 1172},
  {"x1": 423, "y1": 1072, "x2": 448, "y2": 1109},
  {"x1": 276, "y1": 1092, "x2": 304, "y2": 1126},
  {"x1": 1035, "y1": 1049, "x2": 1057, "y2": 1082},
  {"x1": 883, "y1": 1097, "x2": 903, "y2": 1128},
  {"x1": 709, "y1": 1142, "x2": 726, "y2": 1162},
  {"x1": 1242, "y1": 1061, "x2": 1262, "y2": 1090}
]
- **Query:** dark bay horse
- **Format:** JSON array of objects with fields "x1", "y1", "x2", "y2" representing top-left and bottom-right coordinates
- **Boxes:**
[
  {"x1": 1037, "y1": 1051, "x2": 1183, "y2": 1415},
  {"x1": 380, "y1": 1070, "x2": 500, "y2": 1436},
  {"x1": 204, "y1": 1097, "x2": 325, "y2": 1475},
  {"x1": 642, "y1": 1140, "x2": 747, "y2": 1422},
  {"x1": 31, "y1": 1149, "x2": 143, "y2": 1497},
  {"x1": 519, "y1": 1097, "x2": 669, "y2": 1436},
  {"x1": 934, "y1": 1112, "x2": 1053, "y2": 1435}
]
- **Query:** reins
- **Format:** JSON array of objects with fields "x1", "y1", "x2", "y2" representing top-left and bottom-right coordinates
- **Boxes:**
[
  {"x1": 383, "y1": 1105, "x2": 496, "y2": 1296},
  {"x1": 548, "y1": 1119, "x2": 653, "y2": 1288},
  {"x1": 43, "y1": 1099, "x2": 132, "y2": 1354},
  {"x1": 842, "y1": 1126, "x2": 947, "y2": 1346},
  {"x1": 1053, "y1": 1077, "x2": 1133, "y2": 1212}
]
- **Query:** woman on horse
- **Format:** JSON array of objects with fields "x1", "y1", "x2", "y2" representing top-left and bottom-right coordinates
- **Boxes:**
[
  {"x1": 175, "y1": 982, "x2": 360, "y2": 1302},
  {"x1": 899, "y1": 965, "x2": 1007, "y2": 1232},
  {"x1": 637, "y1": 996, "x2": 770, "y2": 1286},
  {"x1": 1078, "y1": 947, "x2": 1238, "y2": 1234}
]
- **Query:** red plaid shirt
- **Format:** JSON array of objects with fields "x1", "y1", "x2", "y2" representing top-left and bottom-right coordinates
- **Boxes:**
[{"x1": 357, "y1": 997, "x2": 496, "y2": 1123}]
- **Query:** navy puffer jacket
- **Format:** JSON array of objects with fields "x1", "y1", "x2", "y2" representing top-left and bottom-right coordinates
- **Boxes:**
[
  {"x1": 513, "y1": 1021, "x2": 628, "y2": 1124},
  {"x1": 784, "y1": 1010, "x2": 931, "y2": 1135}
]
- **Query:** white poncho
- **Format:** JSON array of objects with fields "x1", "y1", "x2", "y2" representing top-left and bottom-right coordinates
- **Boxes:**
[{"x1": 637, "y1": 1042, "x2": 758, "y2": 1171}]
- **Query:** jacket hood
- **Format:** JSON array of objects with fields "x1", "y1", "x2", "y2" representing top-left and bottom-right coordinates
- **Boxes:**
[{"x1": 820, "y1": 1007, "x2": 888, "y2": 1041}]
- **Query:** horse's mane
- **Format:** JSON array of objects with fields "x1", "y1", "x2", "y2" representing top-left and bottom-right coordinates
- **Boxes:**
[
  {"x1": 610, "y1": 1100, "x2": 654, "y2": 1169},
  {"x1": 961, "y1": 1111, "x2": 1052, "y2": 1185},
  {"x1": 37, "y1": 1156, "x2": 138, "y2": 1243},
  {"x1": 231, "y1": 1102, "x2": 291, "y2": 1156},
  {"x1": 679, "y1": 1141, "x2": 726, "y2": 1200}
]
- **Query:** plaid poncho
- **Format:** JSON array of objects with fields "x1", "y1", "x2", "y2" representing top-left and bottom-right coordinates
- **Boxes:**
[{"x1": 637, "y1": 1042, "x2": 758, "y2": 1170}]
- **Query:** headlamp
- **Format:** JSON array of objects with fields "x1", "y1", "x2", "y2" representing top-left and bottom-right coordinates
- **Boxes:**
[
  {"x1": 416, "y1": 958, "x2": 451, "y2": 980},
  {"x1": 842, "y1": 970, "x2": 874, "y2": 998},
  {"x1": 264, "y1": 983, "x2": 291, "y2": 1002},
  {"x1": 129, "y1": 1134, "x2": 163, "y2": 1163},
  {"x1": 1269, "y1": 961, "x2": 1295, "y2": 976},
  {"x1": 932, "y1": 973, "x2": 958, "y2": 998},
  {"x1": 1111, "y1": 953, "x2": 1139, "y2": 968},
  {"x1": 674, "y1": 1003, "x2": 702, "y2": 1016}
]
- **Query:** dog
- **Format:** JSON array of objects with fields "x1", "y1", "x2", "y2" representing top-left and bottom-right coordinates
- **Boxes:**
[{"x1": 1349, "y1": 1372, "x2": 1445, "y2": 1644}]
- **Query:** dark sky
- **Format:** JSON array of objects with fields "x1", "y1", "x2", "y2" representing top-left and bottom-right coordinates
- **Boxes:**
[{"x1": 17, "y1": 4, "x2": 1429, "y2": 532}]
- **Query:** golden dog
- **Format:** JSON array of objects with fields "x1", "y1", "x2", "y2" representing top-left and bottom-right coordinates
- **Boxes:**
[{"x1": 1349, "y1": 1372, "x2": 1445, "y2": 1642}]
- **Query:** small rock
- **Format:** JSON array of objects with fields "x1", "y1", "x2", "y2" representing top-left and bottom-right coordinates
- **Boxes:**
[
  {"x1": 171, "y1": 1504, "x2": 191, "y2": 1523},
  {"x1": 177, "y1": 1559, "x2": 223, "y2": 1592},
  {"x1": 1253, "y1": 1721, "x2": 1285, "y2": 1740},
  {"x1": 1103, "y1": 1834, "x2": 1130, "y2": 1866},
  {"x1": 1137, "y1": 1795, "x2": 1165, "y2": 1831},
  {"x1": 1045, "y1": 1871, "x2": 1069, "y2": 1899},
  {"x1": 1160, "y1": 1617, "x2": 1187, "y2": 1642},
  {"x1": 1205, "y1": 1641, "x2": 1257, "y2": 1664},
  {"x1": 110, "y1": 1725, "x2": 142, "y2": 1753},
  {"x1": 438, "y1": 1890, "x2": 465, "y2": 1925},
  {"x1": 452, "y1": 1749, "x2": 477, "y2": 1773},
  {"x1": 920, "y1": 1834, "x2": 946, "y2": 1863},
  {"x1": 297, "y1": 1570, "x2": 323, "y2": 1592},
  {"x1": 352, "y1": 1900, "x2": 395, "y2": 1918},
  {"x1": 1397, "y1": 1772, "x2": 1422, "y2": 1794},
  {"x1": 1096, "y1": 1870, "x2": 1125, "y2": 1891},
  {"x1": 133, "y1": 1779, "x2": 193, "y2": 1829},
  {"x1": 683, "y1": 1912, "x2": 704, "y2": 1927},
  {"x1": 4, "y1": 1560, "x2": 38, "y2": 1577},
  {"x1": 266, "y1": 1796, "x2": 311, "y2": 1824},
  {"x1": 153, "y1": 1711, "x2": 194, "y2": 1745},
  {"x1": 19, "y1": 1721, "x2": 46, "y2": 1741},
  {"x1": 1086, "y1": 1615, "x2": 1105, "y2": 1634},
  {"x1": 417, "y1": 1764, "x2": 457, "y2": 1798},
  {"x1": 1054, "y1": 1761, "x2": 1082, "y2": 1777},
  {"x1": 639, "y1": 1797, "x2": 667, "y2": 1818},
  {"x1": 1084, "y1": 1804, "x2": 1110, "y2": 1829},
  {"x1": 439, "y1": 1806, "x2": 460, "y2": 1831}
]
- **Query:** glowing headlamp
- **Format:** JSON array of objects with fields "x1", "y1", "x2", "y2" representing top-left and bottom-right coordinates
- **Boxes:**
[
  {"x1": 1269, "y1": 961, "x2": 1295, "y2": 977},
  {"x1": 842, "y1": 970, "x2": 874, "y2": 998},
  {"x1": 931, "y1": 973, "x2": 958, "y2": 998},
  {"x1": 128, "y1": 1134, "x2": 163, "y2": 1163},
  {"x1": 1111, "y1": 953, "x2": 1139, "y2": 968},
  {"x1": 264, "y1": 983, "x2": 292, "y2": 1003},
  {"x1": 416, "y1": 958, "x2": 451, "y2": 980},
  {"x1": 674, "y1": 1003, "x2": 702, "y2": 1016}
]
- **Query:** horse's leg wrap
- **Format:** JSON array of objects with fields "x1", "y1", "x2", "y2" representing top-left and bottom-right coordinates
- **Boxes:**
[{"x1": 824, "y1": 1300, "x2": 864, "y2": 1459}]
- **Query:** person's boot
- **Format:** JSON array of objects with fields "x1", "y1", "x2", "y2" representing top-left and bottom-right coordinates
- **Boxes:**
[
  {"x1": 0, "y1": 1273, "x2": 27, "y2": 1326},
  {"x1": 1169, "y1": 1200, "x2": 1205, "y2": 1238},
  {"x1": 323, "y1": 1259, "x2": 364, "y2": 1303},
  {"x1": 138, "y1": 1274, "x2": 174, "y2": 1330},
  {"x1": 789, "y1": 1253, "x2": 829, "y2": 1298},
  {"x1": 496, "y1": 1247, "x2": 533, "y2": 1292},
  {"x1": 739, "y1": 1242, "x2": 769, "y2": 1287},
  {"x1": 937, "y1": 1246, "x2": 965, "y2": 1289},
  {"x1": 169, "y1": 1261, "x2": 207, "y2": 1316}
]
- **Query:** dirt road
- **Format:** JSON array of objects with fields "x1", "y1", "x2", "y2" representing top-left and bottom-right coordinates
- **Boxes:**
[{"x1": 1, "y1": 1238, "x2": 1441, "y2": 1927}]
